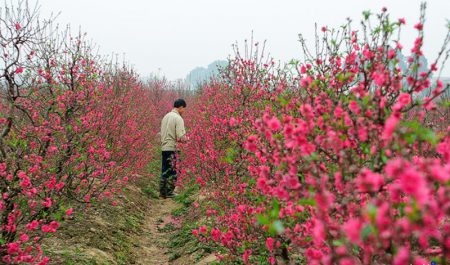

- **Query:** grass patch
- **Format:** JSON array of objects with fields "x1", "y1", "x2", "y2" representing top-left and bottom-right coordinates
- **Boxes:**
[
  {"x1": 164, "y1": 183, "x2": 221, "y2": 263},
  {"x1": 158, "y1": 222, "x2": 176, "y2": 233}
]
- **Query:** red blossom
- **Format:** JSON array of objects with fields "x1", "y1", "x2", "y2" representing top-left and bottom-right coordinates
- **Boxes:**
[{"x1": 15, "y1": 67, "x2": 24, "y2": 74}]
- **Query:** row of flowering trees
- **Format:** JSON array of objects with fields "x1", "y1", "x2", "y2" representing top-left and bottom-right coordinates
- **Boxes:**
[
  {"x1": 0, "y1": 1, "x2": 179, "y2": 263},
  {"x1": 180, "y1": 6, "x2": 449, "y2": 265}
]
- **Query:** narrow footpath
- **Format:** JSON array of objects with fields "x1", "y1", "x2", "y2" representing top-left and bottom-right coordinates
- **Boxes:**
[{"x1": 134, "y1": 198, "x2": 180, "y2": 265}]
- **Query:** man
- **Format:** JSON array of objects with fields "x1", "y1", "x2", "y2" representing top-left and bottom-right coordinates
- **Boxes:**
[{"x1": 160, "y1": 98, "x2": 187, "y2": 199}]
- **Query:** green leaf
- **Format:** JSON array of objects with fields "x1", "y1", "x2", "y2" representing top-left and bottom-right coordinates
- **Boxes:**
[
  {"x1": 258, "y1": 200, "x2": 285, "y2": 236},
  {"x1": 278, "y1": 95, "x2": 290, "y2": 107},
  {"x1": 362, "y1": 10, "x2": 372, "y2": 20},
  {"x1": 367, "y1": 204, "x2": 377, "y2": 221},
  {"x1": 271, "y1": 220, "x2": 285, "y2": 235},
  {"x1": 362, "y1": 95, "x2": 370, "y2": 106},
  {"x1": 333, "y1": 239, "x2": 344, "y2": 246},
  {"x1": 272, "y1": 133, "x2": 283, "y2": 140},
  {"x1": 247, "y1": 178, "x2": 256, "y2": 186},
  {"x1": 299, "y1": 198, "x2": 316, "y2": 206},
  {"x1": 304, "y1": 152, "x2": 319, "y2": 162},
  {"x1": 404, "y1": 132, "x2": 417, "y2": 145},
  {"x1": 421, "y1": 129, "x2": 439, "y2": 146},
  {"x1": 337, "y1": 72, "x2": 354, "y2": 82},
  {"x1": 381, "y1": 152, "x2": 388, "y2": 164},
  {"x1": 361, "y1": 224, "x2": 376, "y2": 241},
  {"x1": 270, "y1": 200, "x2": 280, "y2": 219},
  {"x1": 289, "y1": 59, "x2": 299, "y2": 66},
  {"x1": 361, "y1": 143, "x2": 370, "y2": 154},
  {"x1": 403, "y1": 120, "x2": 439, "y2": 146},
  {"x1": 224, "y1": 147, "x2": 237, "y2": 164},
  {"x1": 440, "y1": 100, "x2": 450, "y2": 108},
  {"x1": 257, "y1": 214, "x2": 269, "y2": 225}
]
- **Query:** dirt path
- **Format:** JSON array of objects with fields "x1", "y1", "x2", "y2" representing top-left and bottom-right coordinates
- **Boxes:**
[
  {"x1": 133, "y1": 197, "x2": 180, "y2": 265},
  {"x1": 42, "y1": 176, "x2": 209, "y2": 264}
]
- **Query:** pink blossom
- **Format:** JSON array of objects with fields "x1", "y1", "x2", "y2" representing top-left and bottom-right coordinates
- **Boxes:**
[
  {"x1": 210, "y1": 228, "x2": 221, "y2": 241},
  {"x1": 312, "y1": 220, "x2": 325, "y2": 246},
  {"x1": 300, "y1": 65, "x2": 307, "y2": 74},
  {"x1": 243, "y1": 250, "x2": 251, "y2": 264},
  {"x1": 199, "y1": 225, "x2": 207, "y2": 234},
  {"x1": 66, "y1": 208, "x2": 73, "y2": 216},
  {"x1": 7, "y1": 242, "x2": 19, "y2": 254},
  {"x1": 268, "y1": 257, "x2": 276, "y2": 265},
  {"x1": 414, "y1": 23, "x2": 423, "y2": 30},
  {"x1": 334, "y1": 106, "x2": 343, "y2": 118},
  {"x1": 283, "y1": 174, "x2": 300, "y2": 189},
  {"x1": 268, "y1": 116, "x2": 281, "y2": 131},
  {"x1": 349, "y1": 101, "x2": 360, "y2": 114},
  {"x1": 393, "y1": 246, "x2": 410, "y2": 265},
  {"x1": 375, "y1": 203, "x2": 391, "y2": 230},
  {"x1": 85, "y1": 194, "x2": 91, "y2": 203},
  {"x1": 334, "y1": 172, "x2": 344, "y2": 193},
  {"x1": 196, "y1": 176, "x2": 205, "y2": 186},
  {"x1": 413, "y1": 257, "x2": 428, "y2": 265},
  {"x1": 2, "y1": 255, "x2": 11, "y2": 263},
  {"x1": 266, "y1": 237, "x2": 274, "y2": 252},
  {"x1": 26, "y1": 220, "x2": 39, "y2": 231},
  {"x1": 41, "y1": 221, "x2": 59, "y2": 233},
  {"x1": 229, "y1": 117, "x2": 237, "y2": 126},
  {"x1": 393, "y1": 93, "x2": 411, "y2": 111},
  {"x1": 274, "y1": 187, "x2": 290, "y2": 201},
  {"x1": 388, "y1": 49, "x2": 396, "y2": 59},
  {"x1": 358, "y1": 128, "x2": 368, "y2": 142},
  {"x1": 42, "y1": 198, "x2": 52, "y2": 208},
  {"x1": 19, "y1": 233, "x2": 29, "y2": 242},
  {"x1": 56, "y1": 182, "x2": 65, "y2": 190},
  {"x1": 305, "y1": 248, "x2": 323, "y2": 260},
  {"x1": 339, "y1": 257, "x2": 356, "y2": 265},
  {"x1": 399, "y1": 167, "x2": 428, "y2": 205},
  {"x1": 257, "y1": 177, "x2": 266, "y2": 190},
  {"x1": 301, "y1": 76, "x2": 312, "y2": 88},
  {"x1": 343, "y1": 218, "x2": 363, "y2": 243},
  {"x1": 382, "y1": 112, "x2": 400, "y2": 140},
  {"x1": 356, "y1": 168, "x2": 384, "y2": 192},
  {"x1": 372, "y1": 72, "x2": 385, "y2": 86}
]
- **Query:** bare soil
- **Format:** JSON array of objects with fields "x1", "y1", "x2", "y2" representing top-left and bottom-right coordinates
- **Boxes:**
[
  {"x1": 133, "y1": 197, "x2": 179, "y2": 265},
  {"x1": 42, "y1": 171, "x2": 216, "y2": 265}
]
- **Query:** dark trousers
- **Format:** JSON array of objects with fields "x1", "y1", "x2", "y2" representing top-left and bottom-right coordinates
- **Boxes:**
[{"x1": 160, "y1": 151, "x2": 177, "y2": 196}]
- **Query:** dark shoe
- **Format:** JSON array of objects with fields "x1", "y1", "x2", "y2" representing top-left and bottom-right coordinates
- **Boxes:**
[
  {"x1": 159, "y1": 194, "x2": 167, "y2": 199},
  {"x1": 165, "y1": 192, "x2": 178, "y2": 198}
]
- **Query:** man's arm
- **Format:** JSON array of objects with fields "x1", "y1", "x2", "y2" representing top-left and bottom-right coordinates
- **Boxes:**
[{"x1": 176, "y1": 117, "x2": 187, "y2": 142}]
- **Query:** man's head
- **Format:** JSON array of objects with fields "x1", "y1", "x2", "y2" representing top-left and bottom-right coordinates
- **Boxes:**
[{"x1": 174, "y1": 98, "x2": 187, "y2": 115}]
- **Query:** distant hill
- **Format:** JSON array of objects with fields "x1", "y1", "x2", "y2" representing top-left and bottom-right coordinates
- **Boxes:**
[{"x1": 185, "y1": 60, "x2": 228, "y2": 89}]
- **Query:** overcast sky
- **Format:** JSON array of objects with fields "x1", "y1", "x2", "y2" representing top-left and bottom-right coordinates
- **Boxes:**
[{"x1": 27, "y1": 0, "x2": 450, "y2": 79}]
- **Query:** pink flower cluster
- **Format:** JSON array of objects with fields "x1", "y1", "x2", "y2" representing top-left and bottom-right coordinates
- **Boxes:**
[{"x1": 179, "y1": 6, "x2": 449, "y2": 265}]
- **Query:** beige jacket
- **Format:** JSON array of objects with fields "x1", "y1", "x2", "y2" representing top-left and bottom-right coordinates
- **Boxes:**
[{"x1": 160, "y1": 109, "x2": 186, "y2": 151}]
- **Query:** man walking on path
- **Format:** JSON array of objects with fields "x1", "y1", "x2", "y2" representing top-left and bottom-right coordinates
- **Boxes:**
[{"x1": 160, "y1": 99, "x2": 187, "y2": 199}]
